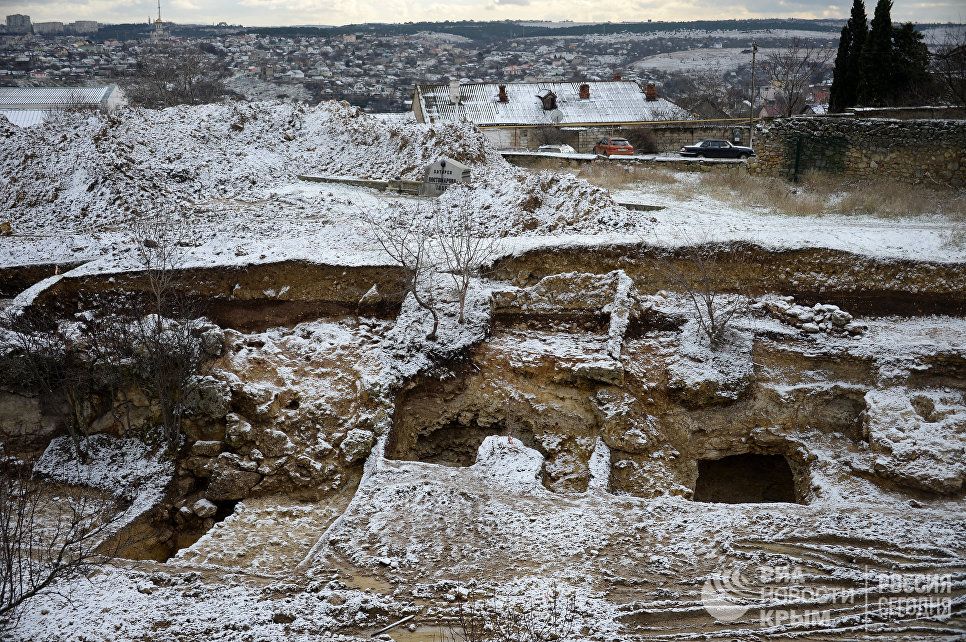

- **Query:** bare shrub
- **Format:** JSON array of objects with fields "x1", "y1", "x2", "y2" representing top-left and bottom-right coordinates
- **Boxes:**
[
  {"x1": 669, "y1": 263, "x2": 746, "y2": 348},
  {"x1": 529, "y1": 126, "x2": 573, "y2": 148},
  {"x1": 433, "y1": 192, "x2": 497, "y2": 324},
  {"x1": 0, "y1": 308, "x2": 119, "y2": 462},
  {"x1": 360, "y1": 202, "x2": 440, "y2": 340},
  {"x1": 0, "y1": 211, "x2": 203, "y2": 455},
  {"x1": 650, "y1": 232, "x2": 749, "y2": 348},
  {"x1": 0, "y1": 459, "x2": 122, "y2": 623},
  {"x1": 440, "y1": 585, "x2": 579, "y2": 642}
]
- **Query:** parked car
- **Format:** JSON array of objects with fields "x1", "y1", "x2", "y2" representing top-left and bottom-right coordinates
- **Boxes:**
[
  {"x1": 537, "y1": 144, "x2": 577, "y2": 154},
  {"x1": 594, "y1": 137, "x2": 635, "y2": 156},
  {"x1": 680, "y1": 139, "x2": 756, "y2": 159}
]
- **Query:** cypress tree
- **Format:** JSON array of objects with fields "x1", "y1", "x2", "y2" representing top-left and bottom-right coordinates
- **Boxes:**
[
  {"x1": 843, "y1": 0, "x2": 868, "y2": 108},
  {"x1": 829, "y1": 24, "x2": 852, "y2": 112},
  {"x1": 891, "y1": 22, "x2": 930, "y2": 104},
  {"x1": 858, "y1": 0, "x2": 894, "y2": 105}
]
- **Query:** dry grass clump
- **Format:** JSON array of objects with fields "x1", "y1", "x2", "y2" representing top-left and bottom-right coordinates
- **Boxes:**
[
  {"x1": 698, "y1": 171, "x2": 826, "y2": 216},
  {"x1": 577, "y1": 163, "x2": 678, "y2": 190},
  {"x1": 832, "y1": 181, "x2": 966, "y2": 218},
  {"x1": 695, "y1": 169, "x2": 966, "y2": 219}
]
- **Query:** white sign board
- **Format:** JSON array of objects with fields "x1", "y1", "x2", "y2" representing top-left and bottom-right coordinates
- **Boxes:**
[{"x1": 420, "y1": 157, "x2": 471, "y2": 197}]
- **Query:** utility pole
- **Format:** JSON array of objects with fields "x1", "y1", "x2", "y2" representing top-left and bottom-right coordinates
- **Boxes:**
[{"x1": 749, "y1": 41, "x2": 758, "y2": 149}]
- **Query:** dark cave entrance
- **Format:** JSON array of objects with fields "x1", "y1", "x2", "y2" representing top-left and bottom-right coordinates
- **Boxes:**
[
  {"x1": 390, "y1": 420, "x2": 538, "y2": 468},
  {"x1": 693, "y1": 453, "x2": 799, "y2": 504}
]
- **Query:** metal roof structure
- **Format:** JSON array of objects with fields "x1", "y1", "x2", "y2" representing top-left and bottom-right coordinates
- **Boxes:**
[
  {"x1": 0, "y1": 85, "x2": 118, "y2": 109},
  {"x1": 415, "y1": 81, "x2": 691, "y2": 127},
  {"x1": 0, "y1": 109, "x2": 50, "y2": 127}
]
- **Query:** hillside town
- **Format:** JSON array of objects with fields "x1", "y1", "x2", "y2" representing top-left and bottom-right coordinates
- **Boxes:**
[{"x1": 1, "y1": 13, "x2": 857, "y2": 114}]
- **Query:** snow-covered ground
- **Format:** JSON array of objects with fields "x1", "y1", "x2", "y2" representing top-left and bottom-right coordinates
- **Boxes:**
[{"x1": 2, "y1": 100, "x2": 964, "y2": 641}]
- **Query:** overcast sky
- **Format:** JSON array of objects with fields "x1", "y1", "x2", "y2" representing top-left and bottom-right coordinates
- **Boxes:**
[{"x1": 1, "y1": 0, "x2": 962, "y2": 26}]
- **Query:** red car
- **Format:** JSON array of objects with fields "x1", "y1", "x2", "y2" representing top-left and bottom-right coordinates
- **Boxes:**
[{"x1": 594, "y1": 137, "x2": 635, "y2": 156}]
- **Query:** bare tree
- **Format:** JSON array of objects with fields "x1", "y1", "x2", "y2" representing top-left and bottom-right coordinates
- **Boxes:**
[
  {"x1": 529, "y1": 126, "x2": 572, "y2": 148},
  {"x1": 360, "y1": 202, "x2": 441, "y2": 340},
  {"x1": 124, "y1": 45, "x2": 232, "y2": 109},
  {"x1": 932, "y1": 31, "x2": 966, "y2": 108},
  {"x1": 434, "y1": 195, "x2": 497, "y2": 324},
  {"x1": 766, "y1": 39, "x2": 833, "y2": 117},
  {"x1": 0, "y1": 460, "x2": 122, "y2": 623},
  {"x1": 439, "y1": 585, "x2": 579, "y2": 642}
]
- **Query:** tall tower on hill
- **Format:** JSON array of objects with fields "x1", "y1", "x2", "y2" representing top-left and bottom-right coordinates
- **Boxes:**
[{"x1": 151, "y1": 0, "x2": 166, "y2": 40}]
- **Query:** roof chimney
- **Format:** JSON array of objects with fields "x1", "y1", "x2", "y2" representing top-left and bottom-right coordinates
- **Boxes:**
[
  {"x1": 612, "y1": 73, "x2": 622, "y2": 81},
  {"x1": 579, "y1": 83, "x2": 590, "y2": 100},
  {"x1": 448, "y1": 80, "x2": 460, "y2": 105},
  {"x1": 645, "y1": 82, "x2": 658, "y2": 101},
  {"x1": 498, "y1": 84, "x2": 508, "y2": 103}
]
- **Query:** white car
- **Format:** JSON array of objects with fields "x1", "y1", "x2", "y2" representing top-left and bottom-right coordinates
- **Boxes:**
[{"x1": 537, "y1": 144, "x2": 577, "y2": 154}]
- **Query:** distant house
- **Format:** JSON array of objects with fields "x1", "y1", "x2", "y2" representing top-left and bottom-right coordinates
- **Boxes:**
[
  {"x1": 800, "y1": 104, "x2": 828, "y2": 116},
  {"x1": 758, "y1": 103, "x2": 784, "y2": 119},
  {"x1": 0, "y1": 85, "x2": 125, "y2": 128},
  {"x1": 412, "y1": 80, "x2": 691, "y2": 151},
  {"x1": 684, "y1": 97, "x2": 731, "y2": 120}
]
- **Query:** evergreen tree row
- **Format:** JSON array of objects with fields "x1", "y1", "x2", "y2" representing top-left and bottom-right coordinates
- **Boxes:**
[{"x1": 829, "y1": 0, "x2": 930, "y2": 111}]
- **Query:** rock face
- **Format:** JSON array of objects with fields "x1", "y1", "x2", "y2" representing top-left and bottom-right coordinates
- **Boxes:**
[
  {"x1": 471, "y1": 436, "x2": 544, "y2": 489},
  {"x1": 206, "y1": 454, "x2": 263, "y2": 501},
  {"x1": 666, "y1": 325, "x2": 753, "y2": 408},
  {"x1": 864, "y1": 388, "x2": 966, "y2": 494},
  {"x1": 340, "y1": 429, "x2": 375, "y2": 463},
  {"x1": 0, "y1": 390, "x2": 60, "y2": 447}
]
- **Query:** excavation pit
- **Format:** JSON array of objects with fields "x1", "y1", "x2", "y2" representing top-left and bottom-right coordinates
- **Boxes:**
[{"x1": 693, "y1": 453, "x2": 799, "y2": 504}]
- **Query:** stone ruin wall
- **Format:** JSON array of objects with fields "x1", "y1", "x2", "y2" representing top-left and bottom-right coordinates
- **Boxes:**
[{"x1": 751, "y1": 116, "x2": 966, "y2": 188}]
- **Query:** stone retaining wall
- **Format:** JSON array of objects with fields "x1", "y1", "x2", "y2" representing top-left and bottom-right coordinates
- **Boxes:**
[
  {"x1": 501, "y1": 152, "x2": 748, "y2": 175},
  {"x1": 752, "y1": 116, "x2": 966, "y2": 187}
]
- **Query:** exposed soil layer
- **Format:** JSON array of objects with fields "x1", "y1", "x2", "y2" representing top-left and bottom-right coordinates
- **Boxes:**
[
  {"x1": 490, "y1": 242, "x2": 966, "y2": 316},
  {"x1": 24, "y1": 260, "x2": 411, "y2": 331},
  {"x1": 0, "y1": 260, "x2": 86, "y2": 297}
]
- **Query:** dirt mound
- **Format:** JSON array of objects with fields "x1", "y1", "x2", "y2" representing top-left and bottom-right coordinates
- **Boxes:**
[{"x1": 1, "y1": 101, "x2": 627, "y2": 238}]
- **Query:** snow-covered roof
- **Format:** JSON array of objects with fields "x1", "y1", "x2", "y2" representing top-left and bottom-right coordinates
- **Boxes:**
[
  {"x1": 416, "y1": 81, "x2": 691, "y2": 127},
  {"x1": 0, "y1": 109, "x2": 49, "y2": 127},
  {"x1": 0, "y1": 85, "x2": 118, "y2": 109}
]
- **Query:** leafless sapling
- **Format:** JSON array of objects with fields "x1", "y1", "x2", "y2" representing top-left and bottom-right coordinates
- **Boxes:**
[
  {"x1": 0, "y1": 460, "x2": 123, "y2": 624},
  {"x1": 433, "y1": 195, "x2": 497, "y2": 324},
  {"x1": 127, "y1": 211, "x2": 204, "y2": 450},
  {"x1": 932, "y1": 30, "x2": 966, "y2": 108},
  {"x1": 360, "y1": 202, "x2": 441, "y2": 340}
]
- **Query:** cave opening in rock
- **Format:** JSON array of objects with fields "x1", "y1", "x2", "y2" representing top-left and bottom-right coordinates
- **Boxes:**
[
  {"x1": 693, "y1": 453, "x2": 799, "y2": 504},
  {"x1": 114, "y1": 498, "x2": 240, "y2": 562},
  {"x1": 389, "y1": 420, "x2": 538, "y2": 468}
]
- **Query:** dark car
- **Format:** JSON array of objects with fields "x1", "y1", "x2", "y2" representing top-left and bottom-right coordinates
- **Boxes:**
[
  {"x1": 680, "y1": 139, "x2": 756, "y2": 159},
  {"x1": 594, "y1": 137, "x2": 635, "y2": 156}
]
